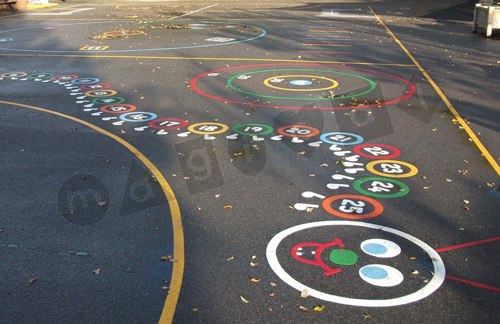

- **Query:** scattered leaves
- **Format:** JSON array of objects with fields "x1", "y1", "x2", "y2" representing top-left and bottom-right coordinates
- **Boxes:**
[
  {"x1": 486, "y1": 182, "x2": 496, "y2": 189},
  {"x1": 313, "y1": 305, "x2": 325, "y2": 312},
  {"x1": 240, "y1": 295, "x2": 250, "y2": 304},
  {"x1": 299, "y1": 305, "x2": 309, "y2": 312}
]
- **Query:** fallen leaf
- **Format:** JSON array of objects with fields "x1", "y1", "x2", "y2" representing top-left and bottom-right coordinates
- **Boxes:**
[
  {"x1": 250, "y1": 262, "x2": 258, "y2": 267},
  {"x1": 320, "y1": 163, "x2": 328, "y2": 167},
  {"x1": 192, "y1": 308, "x2": 199, "y2": 312},
  {"x1": 306, "y1": 207, "x2": 314, "y2": 213},
  {"x1": 300, "y1": 290, "x2": 309, "y2": 298},
  {"x1": 250, "y1": 277, "x2": 261, "y2": 283},
  {"x1": 251, "y1": 255, "x2": 257, "y2": 260},
  {"x1": 98, "y1": 201, "x2": 107, "y2": 207},
  {"x1": 161, "y1": 255, "x2": 174, "y2": 262},
  {"x1": 226, "y1": 256, "x2": 234, "y2": 261},
  {"x1": 269, "y1": 291, "x2": 276, "y2": 297},
  {"x1": 411, "y1": 270, "x2": 419, "y2": 276},
  {"x1": 313, "y1": 305, "x2": 325, "y2": 312},
  {"x1": 240, "y1": 295, "x2": 250, "y2": 304},
  {"x1": 223, "y1": 205, "x2": 233, "y2": 209},
  {"x1": 423, "y1": 186, "x2": 432, "y2": 190},
  {"x1": 268, "y1": 307, "x2": 273, "y2": 312},
  {"x1": 463, "y1": 206, "x2": 470, "y2": 211},
  {"x1": 462, "y1": 199, "x2": 470, "y2": 204},
  {"x1": 94, "y1": 268, "x2": 101, "y2": 275},
  {"x1": 215, "y1": 194, "x2": 221, "y2": 199},
  {"x1": 270, "y1": 282, "x2": 277, "y2": 287},
  {"x1": 446, "y1": 178, "x2": 452, "y2": 182},
  {"x1": 297, "y1": 151, "x2": 306, "y2": 156},
  {"x1": 299, "y1": 306, "x2": 309, "y2": 312},
  {"x1": 308, "y1": 174, "x2": 316, "y2": 177},
  {"x1": 27, "y1": 277, "x2": 37, "y2": 285}
]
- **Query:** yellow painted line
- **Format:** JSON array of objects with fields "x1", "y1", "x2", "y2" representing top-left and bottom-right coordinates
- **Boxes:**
[
  {"x1": 370, "y1": 7, "x2": 500, "y2": 176},
  {"x1": 0, "y1": 53, "x2": 414, "y2": 66},
  {"x1": 0, "y1": 100, "x2": 184, "y2": 323}
]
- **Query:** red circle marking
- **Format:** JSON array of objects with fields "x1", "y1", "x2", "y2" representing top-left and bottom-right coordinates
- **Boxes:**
[
  {"x1": 51, "y1": 74, "x2": 79, "y2": 81},
  {"x1": 148, "y1": 118, "x2": 189, "y2": 130},
  {"x1": 321, "y1": 195, "x2": 383, "y2": 219},
  {"x1": 190, "y1": 63, "x2": 416, "y2": 110},
  {"x1": 100, "y1": 104, "x2": 137, "y2": 114},
  {"x1": 277, "y1": 125, "x2": 320, "y2": 138},
  {"x1": 353, "y1": 143, "x2": 401, "y2": 160},
  {"x1": 80, "y1": 83, "x2": 112, "y2": 90}
]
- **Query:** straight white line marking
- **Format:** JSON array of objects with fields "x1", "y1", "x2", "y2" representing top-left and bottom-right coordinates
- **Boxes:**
[{"x1": 168, "y1": 4, "x2": 219, "y2": 20}]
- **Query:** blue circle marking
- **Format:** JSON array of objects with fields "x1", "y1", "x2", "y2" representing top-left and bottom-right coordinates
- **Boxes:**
[
  {"x1": 290, "y1": 80, "x2": 312, "y2": 86},
  {"x1": 0, "y1": 21, "x2": 267, "y2": 54},
  {"x1": 320, "y1": 132, "x2": 364, "y2": 145},
  {"x1": 71, "y1": 78, "x2": 100, "y2": 85},
  {"x1": 119, "y1": 112, "x2": 158, "y2": 123},
  {"x1": 362, "y1": 243, "x2": 388, "y2": 255},
  {"x1": 360, "y1": 265, "x2": 388, "y2": 280}
]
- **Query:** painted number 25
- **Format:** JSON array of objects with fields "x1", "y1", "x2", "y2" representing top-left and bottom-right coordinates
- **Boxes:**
[{"x1": 338, "y1": 199, "x2": 365, "y2": 214}]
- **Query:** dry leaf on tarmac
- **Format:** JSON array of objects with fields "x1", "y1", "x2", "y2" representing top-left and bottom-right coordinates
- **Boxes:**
[
  {"x1": 94, "y1": 268, "x2": 101, "y2": 275},
  {"x1": 299, "y1": 306, "x2": 309, "y2": 312},
  {"x1": 250, "y1": 277, "x2": 261, "y2": 283},
  {"x1": 98, "y1": 201, "x2": 107, "y2": 207},
  {"x1": 27, "y1": 277, "x2": 38, "y2": 285},
  {"x1": 250, "y1": 262, "x2": 258, "y2": 267},
  {"x1": 313, "y1": 305, "x2": 325, "y2": 312},
  {"x1": 240, "y1": 295, "x2": 250, "y2": 304},
  {"x1": 223, "y1": 205, "x2": 233, "y2": 209},
  {"x1": 270, "y1": 282, "x2": 277, "y2": 287},
  {"x1": 300, "y1": 289, "x2": 309, "y2": 298}
]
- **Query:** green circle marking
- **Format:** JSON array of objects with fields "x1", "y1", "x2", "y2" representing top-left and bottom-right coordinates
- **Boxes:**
[
  {"x1": 91, "y1": 97, "x2": 126, "y2": 105},
  {"x1": 232, "y1": 123, "x2": 274, "y2": 136},
  {"x1": 353, "y1": 177, "x2": 410, "y2": 199},
  {"x1": 28, "y1": 73, "x2": 54, "y2": 80},
  {"x1": 227, "y1": 68, "x2": 376, "y2": 101},
  {"x1": 330, "y1": 249, "x2": 358, "y2": 265}
]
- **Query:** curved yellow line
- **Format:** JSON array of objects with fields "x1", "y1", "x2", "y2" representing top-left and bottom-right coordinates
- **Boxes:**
[{"x1": 0, "y1": 100, "x2": 184, "y2": 323}]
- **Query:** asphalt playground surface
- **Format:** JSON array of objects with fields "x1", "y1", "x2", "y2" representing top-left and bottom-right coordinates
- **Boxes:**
[{"x1": 0, "y1": 1, "x2": 499, "y2": 323}]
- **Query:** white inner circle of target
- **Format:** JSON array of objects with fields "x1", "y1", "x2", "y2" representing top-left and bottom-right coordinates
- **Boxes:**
[
  {"x1": 290, "y1": 80, "x2": 312, "y2": 86},
  {"x1": 360, "y1": 239, "x2": 402, "y2": 258}
]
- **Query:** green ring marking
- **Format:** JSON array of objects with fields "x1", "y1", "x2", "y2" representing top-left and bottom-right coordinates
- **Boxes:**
[
  {"x1": 91, "y1": 96, "x2": 126, "y2": 105},
  {"x1": 227, "y1": 68, "x2": 376, "y2": 101},
  {"x1": 353, "y1": 177, "x2": 410, "y2": 199},
  {"x1": 232, "y1": 123, "x2": 274, "y2": 136}
]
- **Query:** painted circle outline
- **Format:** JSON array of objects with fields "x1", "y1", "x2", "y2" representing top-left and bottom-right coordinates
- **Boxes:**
[
  {"x1": 190, "y1": 63, "x2": 416, "y2": 110},
  {"x1": 227, "y1": 68, "x2": 376, "y2": 101},
  {"x1": 51, "y1": 74, "x2": 79, "y2": 82},
  {"x1": 277, "y1": 125, "x2": 320, "y2": 138},
  {"x1": 80, "y1": 83, "x2": 112, "y2": 91},
  {"x1": 148, "y1": 118, "x2": 189, "y2": 130},
  {"x1": 265, "y1": 220, "x2": 446, "y2": 307},
  {"x1": 188, "y1": 122, "x2": 229, "y2": 135},
  {"x1": 0, "y1": 21, "x2": 267, "y2": 53},
  {"x1": 71, "y1": 78, "x2": 100, "y2": 85},
  {"x1": 366, "y1": 160, "x2": 418, "y2": 178},
  {"x1": 353, "y1": 144, "x2": 401, "y2": 160},
  {"x1": 100, "y1": 104, "x2": 137, "y2": 114},
  {"x1": 85, "y1": 90, "x2": 118, "y2": 97},
  {"x1": 263, "y1": 75, "x2": 339, "y2": 92},
  {"x1": 119, "y1": 112, "x2": 158, "y2": 123},
  {"x1": 353, "y1": 177, "x2": 410, "y2": 199},
  {"x1": 28, "y1": 73, "x2": 53, "y2": 80},
  {"x1": 320, "y1": 132, "x2": 364, "y2": 145},
  {"x1": 232, "y1": 123, "x2": 274, "y2": 136},
  {"x1": 1, "y1": 72, "x2": 28, "y2": 78},
  {"x1": 91, "y1": 97, "x2": 126, "y2": 105},
  {"x1": 321, "y1": 195, "x2": 383, "y2": 219}
]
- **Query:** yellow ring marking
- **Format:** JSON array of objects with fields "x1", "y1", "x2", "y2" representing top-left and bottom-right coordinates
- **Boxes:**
[
  {"x1": 188, "y1": 122, "x2": 229, "y2": 135},
  {"x1": 366, "y1": 160, "x2": 419, "y2": 178},
  {"x1": 370, "y1": 7, "x2": 500, "y2": 177},
  {"x1": 263, "y1": 75, "x2": 339, "y2": 92},
  {"x1": 1, "y1": 72, "x2": 28, "y2": 78},
  {"x1": 84, "y1": 90, "x2": 118, "y2": 97},
  {"x1": 0, "y1": 100, "x2": 184, "y2": 324}
]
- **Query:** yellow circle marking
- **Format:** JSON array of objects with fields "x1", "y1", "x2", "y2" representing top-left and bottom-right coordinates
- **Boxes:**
[
  {"x1": 0, "y1": 100, "x2": 183, "y2": 324},
  {"x1": 188, "y1": 122, "x2": 229, "y2": 135},
  {"x1": 263, "y1": 75, "x2": 339, "y2": 92},
  {"x1": 85, "y1": 89, "x2": 118, "y2": 97},
  {"x1": 1, "y1": 72, "x2": 28, "y2": 78},
  {"x1": 366, "y1": 160, "x2": 419, "y2": 178}
]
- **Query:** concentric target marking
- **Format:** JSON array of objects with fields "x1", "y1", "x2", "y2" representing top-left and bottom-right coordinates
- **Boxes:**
[
  {"x1": 320, "y1": 132, "x2": 363, "y2": 145},
  {"x1": 191, "y1": 63, "x2": 416, "y2": 110},
  {"x1": 119, "y1": 112, "x2": 158, "y2": 122},
  {"x1": 148, "y1": 118, "x2": 189, "y2": 130},
  {"x1": 263, "y1": 75, "x2": 339, "y2": 92},
  {"x1": 321, "y1": 195, "x2": 383, "y2": 219},
  {"x1": 232, "y1": 123, "x2": 273, "y2": 136},
  {"x1": 100, "y1": 104, "x2": 137, "y2": 114},
  {"x1": 366, "y1": 160, "x2": 418, "y2": 178},
  {"x1": 353, "y1": 177, "x2": 410, "y2": 199},
  {"x1": 277, "y1": 125, "x2": 320, "y2": 138},
  {"x1": 353, "y1": 144, "x2": 401, "y2": 160},
  {"x1": 227, "y1": 69, "x2": 376, "y2": 101},
  {"x1": 188, "y1": 122, "x2": 229, "y2": 135}
]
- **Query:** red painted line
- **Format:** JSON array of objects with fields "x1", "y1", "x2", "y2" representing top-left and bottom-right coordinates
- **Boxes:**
[
  {"x1": 435, "y1": 236, "x2": 500, "y2": 253},
  {"x1": 446, "y1": 275, "x2": 500, "y2": 293}
]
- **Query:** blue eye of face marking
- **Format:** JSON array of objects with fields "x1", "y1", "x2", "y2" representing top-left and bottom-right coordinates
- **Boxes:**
[
  {"x1": 360, "y1": 239, "x2": 401, "y2": 258},
  {"x1": 359, "y1": 264, "x2": 404, "y2": 287},
  {"x1": 360, "y1": 265, "x2": 388, "y2": 279}
]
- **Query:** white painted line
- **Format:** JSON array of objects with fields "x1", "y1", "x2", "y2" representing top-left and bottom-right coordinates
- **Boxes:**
[
  {"x1": 26, "y1": 8, "x2": 95, "y2": 16},
  {"x1": 168, "y1": 4, "x2": 219, "y2": 20}
]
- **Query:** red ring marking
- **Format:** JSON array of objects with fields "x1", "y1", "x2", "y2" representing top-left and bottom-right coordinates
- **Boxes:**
[
  {"x1": 148, "y1": 118, "x2": 189, "y2": 130},
  {"x1": 321, "y1": 194, "x2": 383, "y2": 219},
  {"x1": 353, "y1": 143, "x2": 401, "y2": 160},
  {"x1": 80, "y1": 83, "x2": 112, "y2": 90},
  {"x1": 190, "y1": 63, "x2": 416, "y2": 111},
  {"x1": 100, "y1": 104, "x2": 137, "y2": 114},
  {"x1": 277, "y1": 125, "x2": 320, "y2": 138},
  {"x1": 51, "y1": 74, "x2": 79, "y2": 81}
]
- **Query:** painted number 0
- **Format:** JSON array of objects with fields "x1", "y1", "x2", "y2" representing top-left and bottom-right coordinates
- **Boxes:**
[{"x1": 338, "y1": 199, "x2": 365, "y2": 214}]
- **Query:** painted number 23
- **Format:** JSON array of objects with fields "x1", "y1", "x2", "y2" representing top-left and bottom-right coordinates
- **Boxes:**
[{"x1": 381, "y1": 163, "x2": 403, "y2": 174}]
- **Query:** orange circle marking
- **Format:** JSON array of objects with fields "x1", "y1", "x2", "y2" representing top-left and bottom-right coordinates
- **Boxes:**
[
  {"x1": 322, "y1": 194, "x2": 383, "y2": 219},
  {"x1": 277, "y1": 125, "x2": 320, "y2": 138}
]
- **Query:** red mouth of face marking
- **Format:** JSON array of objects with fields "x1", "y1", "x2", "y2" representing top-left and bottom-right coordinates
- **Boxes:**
[{"x1": 291, "y1": 237, "x2": 345, "y2": 276}]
